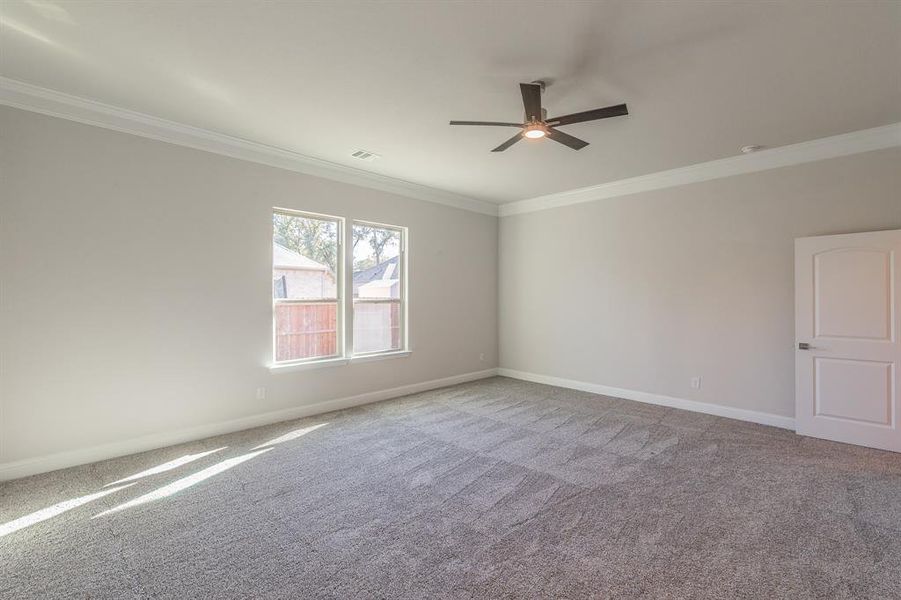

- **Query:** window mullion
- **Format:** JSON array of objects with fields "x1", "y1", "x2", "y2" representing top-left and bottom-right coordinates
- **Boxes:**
[{"x1": 343, "y1": 218, "x2": 354, "y2": 359}]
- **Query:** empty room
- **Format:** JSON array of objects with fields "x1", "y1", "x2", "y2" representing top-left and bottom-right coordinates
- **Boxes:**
[{"x1": 1, "y1": 1, "x2": 900, "y2": 598}]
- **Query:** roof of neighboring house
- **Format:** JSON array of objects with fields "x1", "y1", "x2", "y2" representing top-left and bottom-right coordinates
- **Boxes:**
[
  {"x1": 353, "y1": 256, "x2": 399, "y2": 295},
  {"x1": 273, "y1": 243, "x2": 329, "y2": 271},
  {"x1": 353, "y1": 255, "x2": 399, "y2": 286}
]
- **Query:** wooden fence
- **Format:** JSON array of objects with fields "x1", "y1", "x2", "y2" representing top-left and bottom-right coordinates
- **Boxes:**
[
  {"x1": 353, "y1": 301, "x2": 401, "y2": 353},
  {"x1": 275, "y1": 301, "x2": 401, "y2": 361},
  {"x1": 274, "y1": 302, "x2": 337, "y2": 361}
]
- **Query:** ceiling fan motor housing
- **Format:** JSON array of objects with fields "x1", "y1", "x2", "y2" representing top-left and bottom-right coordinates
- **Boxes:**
[{"x1": 524, "y1": 108, "x2": 548, "y2": 123}]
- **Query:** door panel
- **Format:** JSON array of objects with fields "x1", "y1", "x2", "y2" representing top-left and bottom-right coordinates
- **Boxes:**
[
  {"x1": 796, "y1": 229, "x2": 901, "y2": 452},
  {"x1": 815, "y1": 358, "x2": 892, "y2": 425},
  {"x1": 814, "y1": 249, "x2": 891, "y2": 340}
]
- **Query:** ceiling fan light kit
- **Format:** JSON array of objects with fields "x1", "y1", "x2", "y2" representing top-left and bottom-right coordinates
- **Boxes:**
[
  {"x1": 450, "y1": 81, "x2": 628, "y2": 152},
  {"x1": 523, "y1": 122, "x2": 548, "y2": 139}
]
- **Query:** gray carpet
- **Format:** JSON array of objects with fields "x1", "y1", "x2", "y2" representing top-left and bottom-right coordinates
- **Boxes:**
[{"x1": 2, "y1": 377, "x2": 900, "y2": 599}]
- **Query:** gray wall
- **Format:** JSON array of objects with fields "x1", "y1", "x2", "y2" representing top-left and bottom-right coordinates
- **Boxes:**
[
  {"x1": 0, "y1": 107, "x2": 498, "y2": 464},
  {"x1": 3, "y1": 103, "x2": 898, "y2": 468},
  {"x1": 499, "y1": 147, "x2": 901, "y2": 418}
]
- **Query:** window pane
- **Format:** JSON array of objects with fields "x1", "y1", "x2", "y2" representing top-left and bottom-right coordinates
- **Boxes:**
[
  {"x1": 273, "y1": 213, "x2": 338, "y2": 300},
  {"x1": 353, "y1": 224, "x2": 402, "y2": 353},
  {"x1": 353, "y1": 301, "x2": 401, "y2": 353},
  {"x1": 273, "y1": 212, "x2": 340, "y2": 361}
]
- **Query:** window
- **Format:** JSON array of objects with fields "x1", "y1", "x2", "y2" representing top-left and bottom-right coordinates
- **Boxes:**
[
  {"x1": 271, "y1": 211, "x2": 407, "y2": 367},
  {"x1": 272, "y1": 210, "x2": 343, "y2": 363},
  {"x1": 352, "y1": 222, "x2": 406, "y2": 355}
]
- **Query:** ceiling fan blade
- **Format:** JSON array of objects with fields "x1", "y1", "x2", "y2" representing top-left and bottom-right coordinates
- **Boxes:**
[
  {"x1": 519, "y1": 83, "x2": 543, "y2": 121},
  {"x1": 546, "y1": 128, "x2": 589, "y2": 150},
  {"x1": 491, "y1": 133, "x2": 523, "y2": 152},
  {"x1": 547, "y1": 103, "x2": 628, "y2": 127},
  {"x1": 449, "y1": 120, "x2": 523, "y2": 127}
]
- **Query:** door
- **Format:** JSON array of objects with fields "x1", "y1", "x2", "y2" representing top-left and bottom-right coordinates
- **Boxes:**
[{"x1": 795, "y1": 229, "x2": 901, "y2": 452}]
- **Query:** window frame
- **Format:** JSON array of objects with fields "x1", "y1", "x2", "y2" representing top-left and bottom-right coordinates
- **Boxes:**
[
  {"x1": 271, "y1": 208, "x2": 345, "y2": 367},
  {"x1": 349, "y1": 219, "x2": 409, "y2": 358}
]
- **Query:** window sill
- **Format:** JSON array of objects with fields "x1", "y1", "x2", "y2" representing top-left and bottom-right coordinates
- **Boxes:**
[
  {"x1": 269, "y1": 357, "x2": 349, "y2": 373},
  {"x1": 350, "y1": 350, "x2": 412, "y2": 364},
  {"x1": 269, "y1": 350, "x2": 411, "y2": 373}
]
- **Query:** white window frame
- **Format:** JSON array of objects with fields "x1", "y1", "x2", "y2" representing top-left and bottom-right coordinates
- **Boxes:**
[
  {"x1": 271, "y1": 208, "x2": 345, "y2": 367},
  {"x1": 349, "y1": 219, "x2": 409, "y2": 359}
]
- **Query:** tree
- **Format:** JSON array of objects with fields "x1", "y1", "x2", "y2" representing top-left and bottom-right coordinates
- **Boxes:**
[
  {"x1": 369, "y1": 228, "x2": 396, "y2": 265},
  {"x1": 272, "y1": 213, "x2": 337, "y2": 270},
  {"x1": 353, "y1": 225, "x2": 373, "y2": 252},
  {"x1": 352, "y1": 226, "x2": 398, "y2": 271}
]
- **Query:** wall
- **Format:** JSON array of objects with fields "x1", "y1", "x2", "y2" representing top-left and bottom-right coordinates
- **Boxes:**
[
  {"x1": 3, "y1": 103, "x2": 897, "y2": 477},
  {"x1": 0, "y1": 106, "x2": 498, "y2": 472},
  {"x1": 499, "y1": 147, "x2": 901, "y2": 420}
]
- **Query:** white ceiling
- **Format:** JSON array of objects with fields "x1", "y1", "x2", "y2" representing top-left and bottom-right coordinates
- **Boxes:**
[{"x1": 1, "y1": 0, "x2": 899, "y2": 204}]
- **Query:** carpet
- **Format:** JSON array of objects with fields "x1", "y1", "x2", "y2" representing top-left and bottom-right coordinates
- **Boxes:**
[{"x1": 1, "y1": 376, "x2": 899, "y2": 599}]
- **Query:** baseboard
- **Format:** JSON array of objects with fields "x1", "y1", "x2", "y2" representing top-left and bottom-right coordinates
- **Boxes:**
[
  {"x1": 497, "y1": 368, "x2": 795, "y2": 430},
  {"x1": 0, "y1": 368, "x2": 499, "y2": 482}
]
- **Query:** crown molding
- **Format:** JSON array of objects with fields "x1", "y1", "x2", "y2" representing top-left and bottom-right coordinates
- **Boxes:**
[
  {"x1": 0, "y1": 77, "x2": 499, "y2": 217},
  {"x1": 4, "y1": 77, "x2": 897, "y2": 220},
  {"x1": 499, "y1": 122, "x2": 901, "y2": 217}
]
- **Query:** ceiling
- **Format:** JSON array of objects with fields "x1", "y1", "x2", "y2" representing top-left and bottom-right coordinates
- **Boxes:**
[{"x1": 1, "y1": 0, "x2": 899, "y2": 205}]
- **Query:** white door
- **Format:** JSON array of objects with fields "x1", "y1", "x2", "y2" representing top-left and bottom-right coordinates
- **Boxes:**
[{"x1": 795, "y1": 229, "x2": 901, "y2": 452}]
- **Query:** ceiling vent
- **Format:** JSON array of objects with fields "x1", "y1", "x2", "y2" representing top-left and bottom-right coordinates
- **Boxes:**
[{"x1": 350, "y1": 149, "x2": 380, "y2": 162}]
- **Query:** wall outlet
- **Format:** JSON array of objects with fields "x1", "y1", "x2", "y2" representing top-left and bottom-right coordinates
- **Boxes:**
[
  {"x1": 256, "y1": 387, "x2": 267, "y2": 400},
  {"x1": 690, "y1": 377, "x2": 701, "y2": 390},
  {"x1": 479, "y1": 353, "x2": 486, "y2": 362}
]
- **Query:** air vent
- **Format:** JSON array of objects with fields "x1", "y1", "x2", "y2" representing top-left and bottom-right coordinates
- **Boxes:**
[{"x1": 350, "y1": 149, "x2": 380, "y2": 162}]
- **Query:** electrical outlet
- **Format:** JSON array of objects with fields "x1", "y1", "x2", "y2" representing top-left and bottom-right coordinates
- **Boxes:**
[
  {"x1": 256, "y1": 387, "x2": 267, "y2": 400},
  {"x1": 479, "y1": 353, "x2": 486, "y2": 362},
  {"x1": 690, "y1": 377, "x2": 701, "y2": 390}
]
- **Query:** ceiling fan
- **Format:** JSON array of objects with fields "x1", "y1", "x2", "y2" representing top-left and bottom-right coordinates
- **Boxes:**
[{"x1": 450, "y1": 81, "x2": 628, "y2": 152}]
